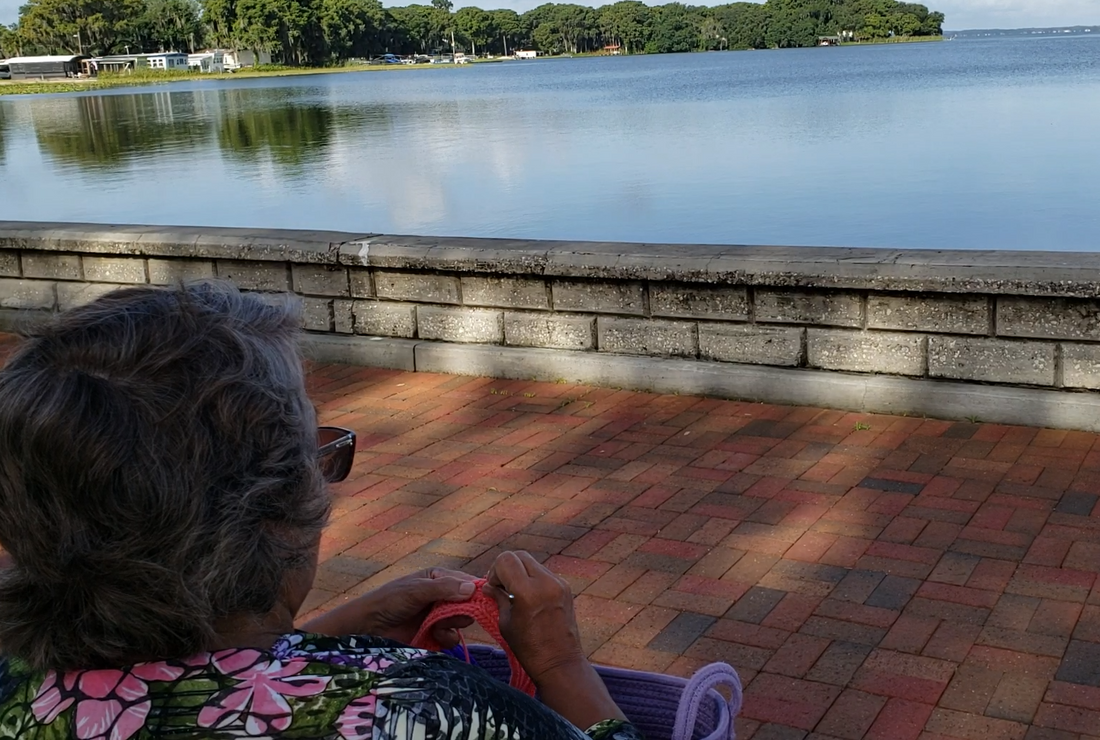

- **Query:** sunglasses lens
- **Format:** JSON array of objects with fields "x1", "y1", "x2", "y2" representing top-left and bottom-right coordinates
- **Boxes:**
[
  {"x1": 320, "y1": 450, "x2": 352, "y2": 483},
  {"x1": 318, "y1": 427, "x2": 343, "y2": 447},
  {"x1": 318, "y1": 427, "x2": 356, "y2": 483}
]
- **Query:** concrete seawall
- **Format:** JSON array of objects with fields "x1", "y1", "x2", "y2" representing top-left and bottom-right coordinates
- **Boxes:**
[{"x1": 2, "y1": 221, "x2": 1099, "y2": 430}]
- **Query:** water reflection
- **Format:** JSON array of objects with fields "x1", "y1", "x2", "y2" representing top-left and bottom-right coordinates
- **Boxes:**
[
  {"x1": 31, "y1": 93, "x2": 212, "y2": 169},
  {"x1": 215, "y1": 91, "x2": 334, "y2": 170},
  {"x1": 3, "y1": 37, "x2": 1100, "y2": 249},
  {"x1": 0, "y1": 105, "x2": 7, "y2": 165},
  {"x1": 24, "y1": 88, "x2": 404, "y2": 177}
]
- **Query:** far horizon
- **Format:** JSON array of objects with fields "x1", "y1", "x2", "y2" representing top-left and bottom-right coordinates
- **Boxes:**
[{"x1": 947, "y1": 24, "x2": 1099, "y2": 33}]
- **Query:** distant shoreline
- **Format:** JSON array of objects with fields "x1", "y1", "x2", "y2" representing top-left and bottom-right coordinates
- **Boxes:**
[
  {"x1": 946, "y1": 25, "x2": 1098, "y2": 37},
  {"x1": 0, "y1": 36, "x2": 951, "y2": 99},
  {"x1": 841, "y1": 36, "x2": 944, "y2": 45}
]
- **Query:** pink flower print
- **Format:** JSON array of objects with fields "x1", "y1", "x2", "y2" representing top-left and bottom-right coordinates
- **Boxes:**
[
  {"x1": 31, "y1": 671, "x2": 77, "y2": 724},
  {"x1": 128, "y1": 662, "x2": 188, "y2": 685},
  {"x1": 336, "y1": 693, "x2": 378, "y2": 740},
  {"x1": 179, "y1": 652, "x2": 212, "y2": 669},
  {"x1": 32, "y1": 663, "x2": 185, "y2": 740},
  {"x1": 73, "y1": 698, "x2": 149, "y2": 740},
  {"x1": 198, "y1": 650, "x2": 332, "y2": 735}
]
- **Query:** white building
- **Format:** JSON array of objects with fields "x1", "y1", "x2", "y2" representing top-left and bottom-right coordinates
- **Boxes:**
[
  {"x1": 222, "y1": 50, "x2": 273, "y2": 71},
  {"x1": 94, "y1": 52, "x2": 189, "y2": 74},
  {"x1": 188, "y1": 51, "x2": 225, "y2": 73},
  {"x1": 146, "y1": 52, "x2": 189, "y2": 70},
  {"x1": 514, "y1": 50, "x2": 538, "y2": 59}
]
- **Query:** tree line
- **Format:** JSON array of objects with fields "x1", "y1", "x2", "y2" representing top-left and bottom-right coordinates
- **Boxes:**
[{"x1": 1, "y1": 0, "x2": 945, "y2": 65}]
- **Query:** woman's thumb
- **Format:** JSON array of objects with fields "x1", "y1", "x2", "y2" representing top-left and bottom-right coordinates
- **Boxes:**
[{"x1": 431, "y1": 576, "x2": 477, "y2": 602}]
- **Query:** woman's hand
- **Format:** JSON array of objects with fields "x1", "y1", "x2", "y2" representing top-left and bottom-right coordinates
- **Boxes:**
[
  {"x1": 484, "y1": 551, "x2": 626, "y2": 730},
  {"x1": 300, "y1": 568, "x2": 476, "y2": 647},
  {"x1": 483, "y1": 551, "x2": 587, "y2": 685}
]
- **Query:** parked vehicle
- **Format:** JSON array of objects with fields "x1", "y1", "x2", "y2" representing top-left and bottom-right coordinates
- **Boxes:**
[{"x1": 0, "y1": 62, "x2": 10, "y2": 80}]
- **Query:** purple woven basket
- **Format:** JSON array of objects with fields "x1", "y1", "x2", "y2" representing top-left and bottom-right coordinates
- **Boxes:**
[{"x1": 464, "y1": 645, "x2": 743, "y2": 740}]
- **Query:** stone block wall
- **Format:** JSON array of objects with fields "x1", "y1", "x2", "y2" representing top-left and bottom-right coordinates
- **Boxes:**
[{"x1": 2, "y1": 222, "x2": 1100, "y2": 411}]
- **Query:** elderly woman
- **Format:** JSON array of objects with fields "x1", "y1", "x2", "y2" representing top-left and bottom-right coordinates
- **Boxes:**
[{"x1": 0, "y1": 282, "x2": 641, "y2": 740}]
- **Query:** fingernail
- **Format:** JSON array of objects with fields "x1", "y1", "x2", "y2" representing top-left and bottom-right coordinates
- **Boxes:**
[{"x1": 458, "y1": 582, "x2": 476, "y2": 597}]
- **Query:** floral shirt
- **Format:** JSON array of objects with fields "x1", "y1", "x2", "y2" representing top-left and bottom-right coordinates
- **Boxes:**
[{"x1": 0, "y1": 633, "x2": 643, "y2": 739}]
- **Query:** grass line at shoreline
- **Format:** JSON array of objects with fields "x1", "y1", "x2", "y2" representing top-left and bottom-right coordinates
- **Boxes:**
[{"x1": 0, "y1": 64, "x2": 443, "y2": 96}]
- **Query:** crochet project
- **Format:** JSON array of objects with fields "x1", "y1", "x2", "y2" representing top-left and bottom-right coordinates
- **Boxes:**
[{"x1": 410, "y1": 578, "x2": 537, "y2": 697}]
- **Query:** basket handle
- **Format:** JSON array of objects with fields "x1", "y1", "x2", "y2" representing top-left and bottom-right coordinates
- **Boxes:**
[{"x1": 671, "y1": 663, "x2": 744, "y2": 740}]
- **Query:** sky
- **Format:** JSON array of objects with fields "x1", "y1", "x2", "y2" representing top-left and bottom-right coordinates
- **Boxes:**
[{"x1": 2, "y1": 0, "x2": 1099, "y2": 37}]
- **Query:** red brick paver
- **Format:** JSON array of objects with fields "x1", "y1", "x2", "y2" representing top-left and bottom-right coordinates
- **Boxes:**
[
  {"x1": 301, "y1": 365, "x2": 1100, "y2": 739},
  {"x1": 5, "y1": 332, "x2": 1100, "y2": 740}
]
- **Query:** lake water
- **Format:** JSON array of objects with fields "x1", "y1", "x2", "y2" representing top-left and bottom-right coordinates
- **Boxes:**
[{"x1": 2, "y1": 36, "x2": 1100, "y2": 251}]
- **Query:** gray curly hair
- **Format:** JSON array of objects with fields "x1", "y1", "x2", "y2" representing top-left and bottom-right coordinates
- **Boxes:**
[{"x1": 0, "y1": 282, "x2": 329, "y2": 671}]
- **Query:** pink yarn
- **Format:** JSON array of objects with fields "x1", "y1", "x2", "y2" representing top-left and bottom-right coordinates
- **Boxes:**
[{"x1": 410, "y1": 578, "x2": 536, "y2": 697}]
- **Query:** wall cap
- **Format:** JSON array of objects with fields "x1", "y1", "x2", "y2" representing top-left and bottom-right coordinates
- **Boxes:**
[{"x1": 4, "y1": 221, "x2": 1100, "y2": 297}]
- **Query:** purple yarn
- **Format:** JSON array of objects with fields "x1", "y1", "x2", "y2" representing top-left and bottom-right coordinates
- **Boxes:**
[{"x1": 442, "y1": 645, "x2": 477, "y2": 665}]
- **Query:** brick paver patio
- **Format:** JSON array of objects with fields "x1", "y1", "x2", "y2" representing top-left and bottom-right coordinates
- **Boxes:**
[
  {"x1": 305, "y1": 361, "x2": 1100, "y2": 740},
  {"x1": 3, "y1": 327, "x2": 1099, "y2": 739}
]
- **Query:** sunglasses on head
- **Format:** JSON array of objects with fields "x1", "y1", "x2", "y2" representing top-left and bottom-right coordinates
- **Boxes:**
[{"x1": 318, "y1": 426, "x2": 356, "y2": 483}]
